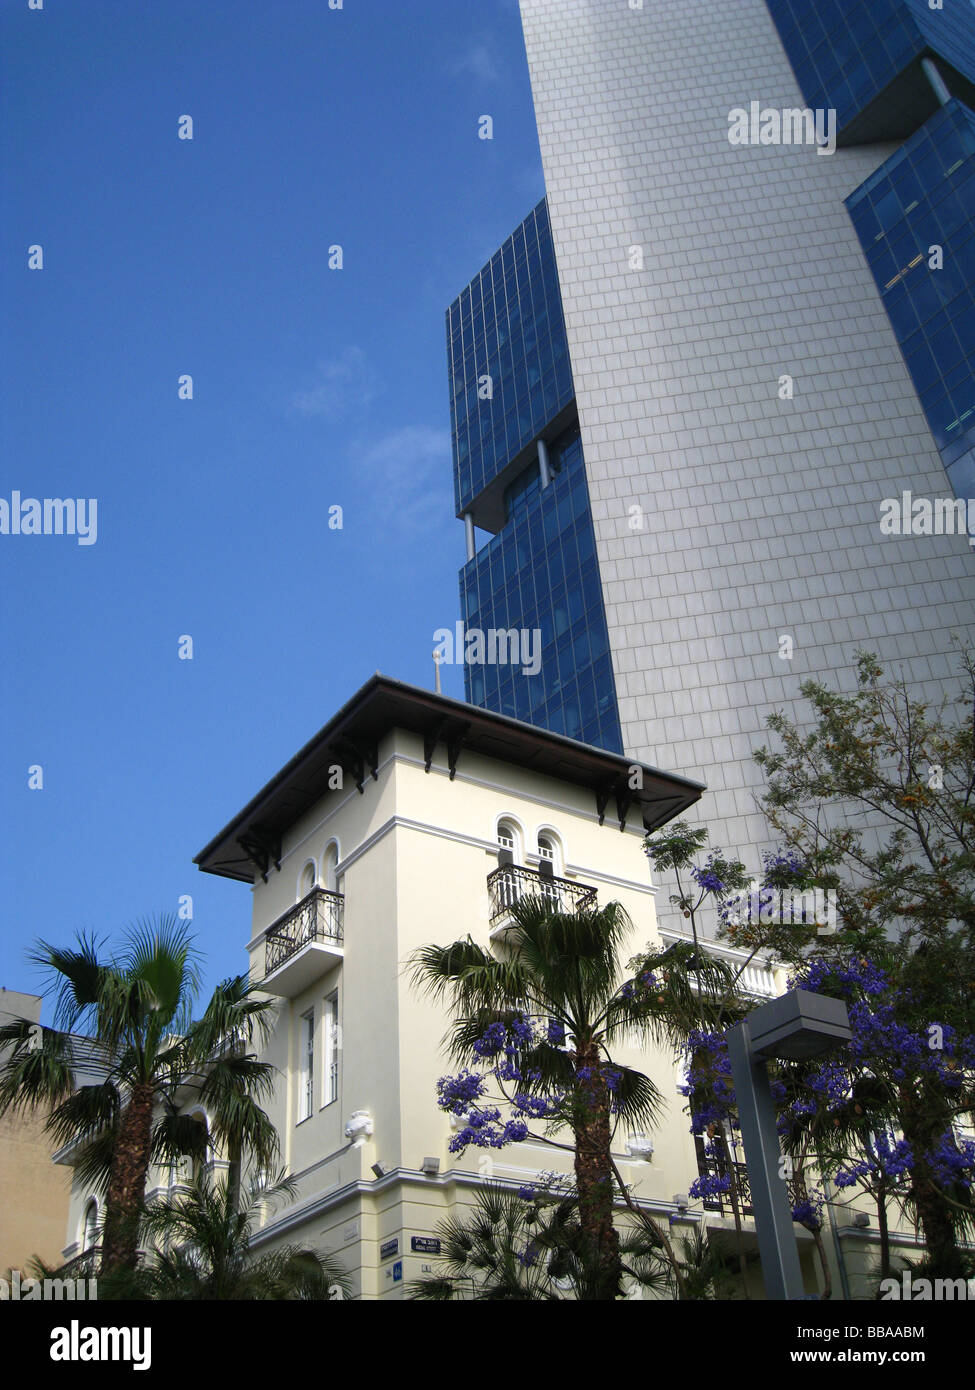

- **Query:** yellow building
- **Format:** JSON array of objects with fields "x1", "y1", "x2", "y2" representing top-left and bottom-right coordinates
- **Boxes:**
[
  {"x1": 0, "y1": 990, "x2": 73, "y2": 1274},
  {"x1": 188, "y1": 674, "x2": 804, "y2": 1298}
]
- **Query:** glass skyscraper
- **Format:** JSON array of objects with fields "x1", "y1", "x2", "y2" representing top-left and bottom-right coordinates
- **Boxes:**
[
  {"x1": 450, "y1": 0, "x2": 975, "y2": 872},
  {"x1": 447, "y1": 200, "x2": 623, "y2": 751},
  {"x1": 767, "y1": 0, "x2": 975, "y2": 518}
]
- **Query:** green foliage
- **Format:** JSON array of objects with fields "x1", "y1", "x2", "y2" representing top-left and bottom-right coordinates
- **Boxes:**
[
  {"x1": 95, "y1": 1171, "x2": 351, "y2": 1301},
  {"x1": 751, "y1": 647, "x2": 975, "y2": 958},
  {"x1": 0, "y1": 916, "x2": 282, "y2": 1275}
]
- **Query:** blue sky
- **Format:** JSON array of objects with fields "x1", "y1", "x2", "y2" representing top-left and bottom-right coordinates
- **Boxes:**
[{"x1": 0, "y1": 0, "x2": 544, "y2": 1014}]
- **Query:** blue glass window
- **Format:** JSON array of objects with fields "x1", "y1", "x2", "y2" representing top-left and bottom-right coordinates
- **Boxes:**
[{"x1": 847, "y1": 100, "x2": 975, "y2": 520}]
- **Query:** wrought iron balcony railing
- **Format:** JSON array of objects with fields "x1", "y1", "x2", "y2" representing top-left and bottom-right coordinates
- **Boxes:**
[
  {"x1": 694, "y1": 1139, "x2": 807, "y2": 1218},
  {"x1": 58, "y1": 1246, "x2": 100, "y2": 1278},
  {"x1": 264, "y1": 888, "x2": 345, "y2": 978},
  {"x1": 487, "y1": 864, "x2": 597, "y2": 925}
]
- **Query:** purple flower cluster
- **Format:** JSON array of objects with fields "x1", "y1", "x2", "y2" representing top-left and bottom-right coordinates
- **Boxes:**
[
  {"x1": 692, "y1": 861, "x2": 725, "y2": 894},
  {"x1": 833, "y1": 1133, "x2": 914, "y2": 1189},
  {"x1": 436, "y1": 1069, "x2": 487, "y2": 1115},
  {"x1": 681, "y1": 1034, "x2": 736, "y2": 1132},
  {"x1": 510, "y1": 1013, "x2": 535, "y2": 1048},
  {"x1": 472, "y1": 1021, "x2": 507, "y2": 1059},
  {"x1": 804, "y1": 1061, "x2": 850, "y2": 1111},
  {"x1": 795, "y1": 957, "x2": 889, "y2": 998},
  {"x1": 447, "y1": 1111, "x2": 529, "y2": 1153},
  {"x1": 438, "y1": 1011, "x2": 577, "y2": 1153},
  {"x1": 834, "y1": 1161, "x2": 874, "y2": 1190},
  {"x1": 927, "y1": 1133, "x2": 975, "y2": 1190},
  {"x1": 761, "y1": 847, "x2": 809, "y2": 887},
  {"x1": 689, "y1": 1171, "x2": 731, "y2": 1199},
  {"x1": 793, "y1": 956, "x2": 975, "y2": 1094},
  {"x1": 512, "y1": 1092, "x2": 560, "y2": 1120},
  {"x1": 791, "y1": 1197, "x2": 823, "y2": 1231}
]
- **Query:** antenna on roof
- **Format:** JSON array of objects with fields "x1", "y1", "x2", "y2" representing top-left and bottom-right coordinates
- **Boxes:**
[{"x1": 433, "y1": 646, "x2": 443, "y2": 695}]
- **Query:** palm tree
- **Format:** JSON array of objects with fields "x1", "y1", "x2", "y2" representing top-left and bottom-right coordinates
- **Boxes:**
[
  {"x1": 123, "y1": 1170, "x2": 350, "y2": 1301},
  {"x1": 628, "y1": 1223, "x2": 749, "y2": 1300},
  {"x1": 409, "y1": 896, "x2": 741, "y2": 1300},
  {"x1": 0, "y1": 917, "x2": 280, "y2": 1279},
  {"x1": 408, "y1": 1183, "x2": 671, "y2": 1301},
  {"x1": 408, "y1": 1184, "x2": 573, "y2": 1300}
]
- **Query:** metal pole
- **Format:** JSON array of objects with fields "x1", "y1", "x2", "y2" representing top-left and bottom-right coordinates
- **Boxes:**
[
  {"x1": 820, "y1": 1166, "x2": 852, "y2": 1301},
  {"x1": 463, "y1": 512, "x2": 476, "y2": 562},
  {"x1": 726, "y1": 1021, "x2": 805, "y2": 1300}
]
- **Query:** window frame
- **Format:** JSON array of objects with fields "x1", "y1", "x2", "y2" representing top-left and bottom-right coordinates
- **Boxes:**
[
  {"x1": 322, "y1": 990, "x2": 339, "y2": 1109},
  {"x1": 298, "y1": 1008, "x2": 315, "y2": 1124}
]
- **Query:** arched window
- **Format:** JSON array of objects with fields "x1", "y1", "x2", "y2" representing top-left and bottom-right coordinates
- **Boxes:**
[
  {"x1": 536, "y1": 832, "x2": 562, "y2": 876},
  {"x1": 299, "y1": 860, "x2": 317, "y2": 900},
  {"x1": 322, "y1": 842, "x2": 339, "y2": 894},
  {"x1": 536, "y1": 831, "x2": 563, "y2": 907},
  {"x1": 82, "y1": 1199, "x2": 98, "y2": 1252},
  {"x1": 497, "y1": 819, "x2": 520, "y2": 864}
]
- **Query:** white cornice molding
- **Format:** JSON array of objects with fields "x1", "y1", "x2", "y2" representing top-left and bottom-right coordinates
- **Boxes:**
[
  {"x1": 263, "y1": 746, "x2": 650, "y2": 877},
  {"x1": 248, "y1": 1167, "x2": 696, "y2": 1248}
]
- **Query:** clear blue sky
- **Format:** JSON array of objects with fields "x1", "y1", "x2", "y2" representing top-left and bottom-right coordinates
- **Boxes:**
[{"x1": 0, "y1": 0, "x2": 545, "y2": 1014}]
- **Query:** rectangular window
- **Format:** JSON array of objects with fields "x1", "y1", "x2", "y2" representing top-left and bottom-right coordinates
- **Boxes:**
[
  {"x1": 298, "y1": 1009, "x2": 314, "y2": 1123},
  {"x1": 323, "y1": 991, "x2": 339, "y2": 1107}
]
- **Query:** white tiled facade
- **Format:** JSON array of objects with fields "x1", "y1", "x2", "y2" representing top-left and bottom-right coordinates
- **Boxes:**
[{"x1": 519, "y1": 0, "x2": 975, "y2": 880}]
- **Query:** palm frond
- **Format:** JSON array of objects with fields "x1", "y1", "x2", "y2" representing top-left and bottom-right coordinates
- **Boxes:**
[
  {"x1": 0, "y1": 1019, "x2": 77, "y2": 1119},
  {"x1": 27, "y1": 934, "x2": 109, "y2": 1034},
  {"x1": 122, "y1": 915, "x2": 199, "y2": 1034}
]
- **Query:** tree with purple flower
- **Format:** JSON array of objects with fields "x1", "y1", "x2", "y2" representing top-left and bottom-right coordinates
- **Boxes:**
[{"x1": 410, "y1": 895, "x2": 750, "y2": 1300}]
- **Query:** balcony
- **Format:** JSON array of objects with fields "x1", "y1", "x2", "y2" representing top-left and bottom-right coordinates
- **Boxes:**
[
  {"x1": 694, "y1": 1141, "x2": 808, "y2": 1220},
  {"x1": 487, "y1": 863, "x2": 597, "y2": 939},
  {"x1": 658, "y1": 930, "x2": 780, "y2": 1000},
  {"x1": 261, "y1": 888, "x2": 344, "y2": 997}
]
